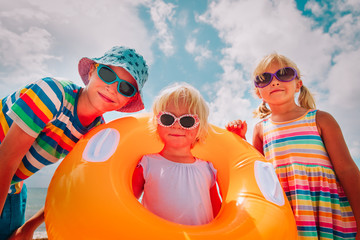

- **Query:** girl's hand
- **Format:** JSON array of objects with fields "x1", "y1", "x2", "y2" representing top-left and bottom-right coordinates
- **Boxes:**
[{"x1": 225, "y1": 120, "x2": 247, "y2": 140}]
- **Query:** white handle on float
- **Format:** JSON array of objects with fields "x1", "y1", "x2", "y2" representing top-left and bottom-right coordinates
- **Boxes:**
[
  {"x1": 254, "y1": 161, "x2": 285, "y2": 206},
  {"x1": 93, "y1": 128, "x2": 111, "y2": 157},
  {"x1": 82, "y1": 128, "x2": 120, "y2": 163}
]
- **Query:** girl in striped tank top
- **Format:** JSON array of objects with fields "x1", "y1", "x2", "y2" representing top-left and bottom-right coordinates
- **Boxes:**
[{"x1": 227, "y1": 53, "x2": 359, "y2": 239}]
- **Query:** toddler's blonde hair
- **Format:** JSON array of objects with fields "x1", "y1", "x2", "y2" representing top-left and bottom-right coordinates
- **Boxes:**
[
  {"x1": 253, "y1": 53, "x2": 316, "y2": 119},
  {"x1": 150, "y1": 82, "x2": 210, "y2": 144}
]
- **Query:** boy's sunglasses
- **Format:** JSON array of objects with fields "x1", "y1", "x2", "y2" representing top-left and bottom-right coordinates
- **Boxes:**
[
  {"x1": 157, "y1": 112, "x2": 200, "y2": 130},
  {"x1": 95, "y1": 64, "x2": 137, "y2": 97},
  {"x1": 254, "y1": 67, "x2": 298, "y2": 88}
]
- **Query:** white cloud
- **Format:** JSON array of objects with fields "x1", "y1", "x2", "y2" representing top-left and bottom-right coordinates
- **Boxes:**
[
  {"x1": 147, "y1": 0, "x2": 176, "y2": 56},
  {"x1": 304, "y1": 0, "x2": 326, "y2": 17},
  {"x1": 0, "y1": 0, "x2": 153, "y2": 97},
  {"x1": 199, "y1": 0, "x2": 336, "y2": 83},
  {"x1": 177, "y1": 10, "x2": 189, "y2": 27},
  {"x1": 0, "y1": 6, "x2": 49, "y2": 23},
  {"x1": 0, "y1": 24, "x2": 57, "y2": 93},
  {"x1": 205, "y1": 52, "x2": 254, "y2": 131},
  {"x1": 335, "y1": 0, "x2": 360, "y2": 12},
  {"x1": 185, "y1": 36, "x2": 212, "y2": 67},
  {"x1": 329, "y1": 14, "x2": 360, "y2": 50},
  {"x1": 326, "y1": 49, "x2": 360, "y2": 109}
]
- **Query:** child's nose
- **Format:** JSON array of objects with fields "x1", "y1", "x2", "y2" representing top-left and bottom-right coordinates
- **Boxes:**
[
  {"x1": 107, "y1": 82, "x2": 119, "y2": 94},
  {"x1": 172, "y1": 119, "x2": 182, "y2": 129},
  {"x1": 271, "y1": 78, "x2": 280, "y2": 86}
]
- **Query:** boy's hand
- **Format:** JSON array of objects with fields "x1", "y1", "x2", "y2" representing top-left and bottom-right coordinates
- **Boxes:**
[
  {"x1": 225, "y1": 120, "x2": 247, "y2": 140},
  {"x1": 8, "y1": 206, "x2": 45, "y2": 240},
  {"x1": 8, "y1": 225, "x2": 33, "y2": 240}
]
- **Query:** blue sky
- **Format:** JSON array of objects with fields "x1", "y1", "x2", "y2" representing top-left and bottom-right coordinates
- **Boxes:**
[{"x1": 1, "y1": 0, "x2": 359, "y2": 187}]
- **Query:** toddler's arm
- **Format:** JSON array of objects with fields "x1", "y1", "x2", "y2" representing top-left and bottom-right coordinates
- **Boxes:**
[
  {"x1": 0, "y1": 123, "x2": 36, "y2": 214},
  {"x1": 316, "y1": 110, "x2": 360, "y2": 236},
  {"x1": 132, "y1": 164, "x2": 145, "y2": 199},
  {"x1": 225, "y1": 120, "x2": 247, "y2": 140},
  {"x1": 210, "y1": 180, "x2": 222, "y2": 217}
]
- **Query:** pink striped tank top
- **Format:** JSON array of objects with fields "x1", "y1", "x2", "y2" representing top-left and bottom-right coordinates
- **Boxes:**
[{"x1": 262, "y1": 109, "x2": 356, "y2": 239}]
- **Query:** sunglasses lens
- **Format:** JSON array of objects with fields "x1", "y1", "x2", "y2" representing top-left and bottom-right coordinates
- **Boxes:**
[
  {"x1": 255, "y1": 73, "x2": 272, "y2": 87},
  {"x1": 98, "y1": 66, "x2": 116, "y2": 83},
  {"x1": 179, "y1": 116, "x2": 196, "y2": 128},
  {"x1": 119, "y1": 81, "x2": 136, "y2": 97},
  {"x1": 98, "y1": 65, "x2": 137, "y2": 97},
  {"x1": 276, "y1": 67, "x2": 296, "y2": 81},
  {"x1": 160, "y1": 114, "x2": 175, "y2": 126}
]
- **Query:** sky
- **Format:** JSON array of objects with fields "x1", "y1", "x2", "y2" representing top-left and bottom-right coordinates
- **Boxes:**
[{"x1": 1, "y1": 0, "x2": 359, "y2": 188}]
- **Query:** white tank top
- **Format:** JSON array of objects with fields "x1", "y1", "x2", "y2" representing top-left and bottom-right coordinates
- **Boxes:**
[{"x1": 139, "y1": 153, "x2": 217, "y2": 225}]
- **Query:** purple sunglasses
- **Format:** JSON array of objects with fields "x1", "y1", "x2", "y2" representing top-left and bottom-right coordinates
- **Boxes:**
[{"x1": 254, "y1": 67, "x2": 298, "y2": 88}]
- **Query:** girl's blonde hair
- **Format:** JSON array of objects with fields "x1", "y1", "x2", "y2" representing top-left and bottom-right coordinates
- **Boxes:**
[
  {"x1": 150, "y1": 82, "x2": 210, "y2": 144},
  {"x1": 253, "y1": 53, "x2": 316, "y2": 119}
]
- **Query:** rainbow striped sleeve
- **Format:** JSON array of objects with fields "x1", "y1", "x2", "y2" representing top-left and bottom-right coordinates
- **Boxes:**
[
  {"x1": 3, "y1": 78, "x2": 105, "y2": 194},
  {"x1": 8, "y1": 78, "x2": 64, "y2": 138}
]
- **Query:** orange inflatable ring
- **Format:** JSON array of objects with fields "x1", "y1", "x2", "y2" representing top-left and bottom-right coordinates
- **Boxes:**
[{"x1": 44, "y1": 114, "x2": 297, "y2": 240}]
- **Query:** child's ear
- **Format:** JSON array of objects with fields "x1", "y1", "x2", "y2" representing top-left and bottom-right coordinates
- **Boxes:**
[
  {"x1": 295, "y1": 80, "x2": 303, "y2": 92},
  {"x1": 88, "y1": 64, "x2": 96, "y2": 79}
]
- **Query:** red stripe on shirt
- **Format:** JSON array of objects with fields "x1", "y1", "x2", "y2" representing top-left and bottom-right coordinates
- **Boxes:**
[
  {"x1": 22, "y1": 93, "x2": 51, "y2": 123},
  {"x1": 46, "y1": 131, "x2": 73, "y2": 152},
  {"x1": 14, "y1": 168, "x2": 30, "y2": 180},
  {"x1": 0, "y1": 125, "x2": 5, "y2": 142}
]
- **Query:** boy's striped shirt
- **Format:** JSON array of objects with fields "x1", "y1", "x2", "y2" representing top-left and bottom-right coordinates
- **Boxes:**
[{"x1": 1, "y1": 78, "x2": 103, "y2": 194}]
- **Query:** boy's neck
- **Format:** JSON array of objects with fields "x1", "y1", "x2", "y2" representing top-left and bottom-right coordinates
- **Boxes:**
[{"x1": 77, "y1": 89, "x2": 102, "y2": 127}]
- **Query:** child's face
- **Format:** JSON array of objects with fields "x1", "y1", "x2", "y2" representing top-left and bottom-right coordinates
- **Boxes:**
[
  {"x1": 86, "y1": 65, "x2": 137, "y2": 113},
  {"x1": 255, "y1": 63, "x2": 302, "y2": 106},
  {"x1": 157, "y1": 102, "x2": 199, "y2": 149}
]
